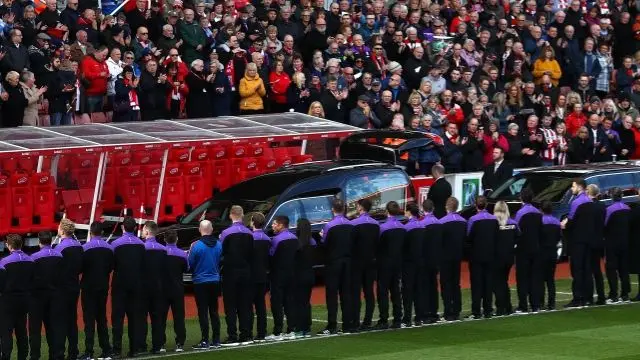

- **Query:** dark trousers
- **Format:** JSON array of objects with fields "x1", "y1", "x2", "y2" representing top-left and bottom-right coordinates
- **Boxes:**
[
  {"x1": 81, "y1": 289, "x2": 111, "y2": 355},
  {"x1": 419, "y1": 266, "x2": 439, "y2": 322},
  {"x1": 0, "y1": 295, "x2": 29, "y2": 360},
  {"x1": 325, "y1": 258, "x2": 352, "y2": 330},
  {"x1": 193, "y1": 282, "x2": 220, "y2": 343},
  {"x1": 270, "y1": 277, "x2": 296, "y2": 335},
  {"x1": 295, "y1": 279, "x2": 313, "y2": 333},
  {"x1": 540, "y1": 257, "x2": 557, "y2": 307},
  {"x1": 515, "y1": 253, "x2": 541, "y2": 310},
  {"x1": 163, "y1": 292, "x2": 186, "y2": 346},
  {"x1": 61, "y1": 290, "x2": 80, "y2": 358},
  {"x1": 493, "y1": 263, "x2": 513, "y2": 314},
  {"x1": 250, "y1": 283, "x2": 267, "y2": 339},
  {"x1": 590, "y1": 248, "x2": 606, "y2": 301},
  {"x1": 111, "y1": 287, "x2": 142, "y2": 354},
  {"x1": 470, "y1": 261, "x2": 493, "y2": 316},
  {"x1": 376, "y1": 263, "x2": 402, "y2": 324},
  {"x1": 140, "y1": 290, "x2": 165, "y2": 351},
  {"x1": 570, "y1": 242, "x2": 592, "y2": 303},
  {"x1": 222, "y1": 273, "x2": 252, "y2": 341},
  {"x1": 606, "y1": 247, "x2": 631, "y2": 299},
  {"x1": 30, "y1": 291, "x2": 61, "y2": 360},
  {"x1": 351, "y1": 261, "x2": 376, "y2": 328},
  {"x1": 439, "y1": 260, "x2": 462, "y2": 318},
  {"x1": 401, "y1": 262, "x2": 420, "y2": 324}
]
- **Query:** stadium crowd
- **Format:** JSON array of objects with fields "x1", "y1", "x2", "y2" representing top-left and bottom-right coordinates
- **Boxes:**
[
  {"x1": 1, "y1": 180, "x2": 640, "y2": 360},
  {"x1": 1, "y1": 0, "x2": 640, "y2": 171}
]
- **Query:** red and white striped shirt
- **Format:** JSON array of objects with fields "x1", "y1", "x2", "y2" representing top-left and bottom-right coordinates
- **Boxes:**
[{"x1": 541, "y1": 127, "x2": 557, "y2": 161}]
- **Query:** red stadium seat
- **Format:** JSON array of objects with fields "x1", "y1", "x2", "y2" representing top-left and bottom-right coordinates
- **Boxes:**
[
  {"x1": 232, "y1": 158, "x2": 259, "y2": 182},
  {"x1": 62, "y1": 190, "x2": 84, "y2": 223},
  {"x1": 209, "y1": 146, "x2": 227, "y2": 160},
  {"x1": 273, "y1": 148, "x2": 293, "y2": 168},
  {"x1": 169, "y1": 148, "x2": 190, "y2": 163},
  {"x1": 31, "y1": 173, "x2": 56, "y2": 232},
  {"x1": 293, "y1": 154, "x2": 314, "y2": 163},
  {"x1": 213, "y1": 159, "x2": 231, "y2": 191},
  {"x1": 191, "y1": 148, "x2": 213, "y2": 196},
  {"x1": 10, "y1": 173, "x2": 33, "y2": 233},
  {"x1": 229, "y1": 145, "x2": 246, "y2": 158},
  {"x1": 100, "y1": 167, "x2": 118, "y2": 212},
  {"x1": 184, "y1": 162, "x2": 207, "y2": 212},
  {"x1": 1, "y1": 157, "x2": 18, "y2": 173},
  {"x1": 249, "y1": 144, "x2": 264, "y2": 157},
  {"x1": 18, "y1": 156, "x2": 37, "y2": 173},
  {"x1": 161, "y1": 164, "x2": 185, "y2": 223},
  {"x1": 111, "y1": 152, "x2": 132, "y2": 206},
  {"x1": 0, "y1": 175, "x2": 11, "y2": 235},
  {"x1": 120, "y1": 167, "x2": 145, "y2": 218},
  {"x1": 258, "y1": 157, "x2": 278, "y2": 173}
]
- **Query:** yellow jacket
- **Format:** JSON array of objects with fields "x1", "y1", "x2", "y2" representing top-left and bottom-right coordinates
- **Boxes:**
[
  {"x1": 239, "y1": 74, "x2": 267, "y2": 111},
  {"x1": 532, "y1": 59, "x2": 562, "y2": 86}
]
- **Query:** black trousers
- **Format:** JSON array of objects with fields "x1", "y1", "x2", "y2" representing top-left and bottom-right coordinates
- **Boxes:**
[
  {"x1": 376, "y1": 263, "x2": 402, "y2": 324},
  {"x1": 270, "y1": 277, "x2": 296, "y2": 335},
  {"x1": 350, "y1": 261, "x2": 376, "y2": 328},
  {"x1": 493, "y1": 262, "x2": 513, "y2": 314},
  {"x1": 470, "y1": 261, "x2": 493, "y2": 316},
  {"x1": 515, "y1": 253, "x2": 541, "y2": 310},
  {"x1": 193, "y1": 282, "x2": 220, "y2": 343},
  {"x1": 30, "y1": 291, "x2": 62, "y2": 360},
  {"x1": 111, "y1": 286, "x2": 143, "y2": 355},
  {"x1": 540, "y1": 257, "x2": 557, "y2": 307},
  {"x1": 590, "y1": 248, "x2": 606, "y2": 301},
  {"x1": 295, "y1": 279, "x2": 314, "y2": 333},
  {"x1": 606, "y1": 247, "x2": 631, "y2": 299},
  {"x1": 419, "y1": 265, "x2": 439, "y2": 322},
  {"x1": 140, "y1": 290, "x2": 165, "y2": 351},
  {"x1": 570, "y1": 242, "x2": 593, "y2": 303},
  {"x1": 81, "y1": 289, "x2": 111, "y2": 355},
  {"x1": 61, "y1": 289, "x2": 80, "y2": 358},
  {"x1": 163, "y1": 292, "x2": 187, "y2": 346},
  {"x1": 325, "y1": 258, "x2": 352, "y2": 330},
  {"x1": 222, "y1": 272, "x2": 252, "y2": 341},
  {"x1": 401, "y1": 262, "x2": 420, "y2": 324},
  {"x1": 0, "y1": 295, "x2": 29, "y2": 360},
  {"x1": 439, "y1": 260, "x2": 462, "y2": 318},
  {"x1": 250, "y1": 283, "x2": 267, "y2": 339}
]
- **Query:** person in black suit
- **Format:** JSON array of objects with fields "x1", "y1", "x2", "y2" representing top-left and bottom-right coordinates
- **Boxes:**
[
  {"x1": 586, "y1": 184, "x2": 606, "y2": 305},
  {"x1": 481, "y1": 147, "x2": 513, "y2": 193},
  {"x1": 427, "y1": 164, "x2": 452, "y2": 219}
]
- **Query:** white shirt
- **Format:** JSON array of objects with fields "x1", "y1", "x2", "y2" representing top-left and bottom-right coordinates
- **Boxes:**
[
  {"x1": 106, "y1": 57, "x2": 123, "y2": 96},
  {"x1": 494, "y1": 159, "x2": 503, "y2": 173}
]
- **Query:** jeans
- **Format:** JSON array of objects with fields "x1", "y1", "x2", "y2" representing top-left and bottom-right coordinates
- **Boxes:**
[
  {"x1": 86, "y1": 96, "x2": 104, "y2": 113},
  {"x1": 51, "y1": 112, "x2": 72, "y2": 126}
]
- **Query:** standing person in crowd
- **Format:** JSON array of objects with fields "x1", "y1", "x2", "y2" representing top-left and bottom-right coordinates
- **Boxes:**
[
  {"x1": 189, "y1": 220, "x2": 222, "y2": 350},
  {"x1": 419, "y1": 199, "x2": 442, "y2": 324},
  {"x1": 428, "y1": 164, "x2": 452, "y2": 219},
  {"x1": 185, "y1": 59, "x2": 211, "y2": 119},
  {"x1": 493, "y1": 201, "x2": 517, "y2": 316},
  {"x1": 140, "y1": 221, "x2": 167, "y2": 354},
  {"x1": 1, "y1": 71, "x2": 28, "y2": 127},
  {"x1": 294, "y1": 218, "x2": 315, "y2": 338},
  {"x1": 586, "y1": 184, "x2": 607, "y2": 305},
  {"x1": 249, "y1": 213, "x2": 270, "y2": 343},
  {"x1": 79, "y1": 46, "x2": 109, "y2": 114},
  {"x1": 163, "y1": 230, "x2": 188, "y2": 352},
  {"x1": 79, "y1": 223, "x2": 113, "y2": 360},
  {"x1": 319, "y1": 198, "x2": 354, "y2": 335},
  {"x1": 604, "y1": 188, "x2": 631, "y2": 303},
  {"x1": 0, "y1": 234, "x2": 33, "y2": 360},
  {"x1": 439, "y1": 197, "x2": 467, "y2": 321},
  {"x1": 376, "y1": 201, "x2": 405, "y2": 329},
  {"x1": 514, "y1": 188, "x2": 543, "y2": 313},
  {"x1": 219, "y1": 206, "x2": 254, "y2": 346},
  {"x1": 111, "y1": 217, "x2": 145, "y2": 358},
  {"x1": 239, "y1": 62, "x2": 267, "y2": 115},
  {"x1": 349, "y1": 199, "x2": 380, "y2": 331},
  {"x1": 467, "y1": 196, "x2": 499, "y2": 319},
  {"x1": 540, "y1": 201, "x2": 561, "y2": 310},
  {"x1": 29, "y1": 231, "x2": 63, "y2": 360},
  {"x1": 113, "y1": 65, "x2": 140, "y2": 122}
]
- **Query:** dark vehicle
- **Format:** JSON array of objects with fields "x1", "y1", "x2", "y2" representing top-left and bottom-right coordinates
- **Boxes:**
[{"x1": 460, "y1": 162, "x2": 640, "y2": 258}]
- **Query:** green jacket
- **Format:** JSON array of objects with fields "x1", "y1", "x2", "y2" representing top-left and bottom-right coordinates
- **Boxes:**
[{"x1": 178, "y1": 20, "x2": 205, "y2": 65}]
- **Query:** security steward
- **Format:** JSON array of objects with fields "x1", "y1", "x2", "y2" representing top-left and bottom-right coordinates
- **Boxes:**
[
  {"x1": 111, "y1": 216, "x2": 146, "y2": 358},
  {"x1": 420, "y1": 199, "x2": 442, "y2": 324},
  {"x1": 604, "y1": 188, "x2": 632, "y2": 303},
  {"x1": 467, "y1": 196, "x2": 499, "y2": 319},
  {"x1": 540, "y1": 201, "x2": 562, "y2": 310},
  {"x1": 80, "y1": 222, "x2": 114, "y2": 360},
  {"x1": 219, "y1": 205, "x2": 254, "y2": 345},
  {"x1": 0, "y1": 234, "x2": 33, "y2": 360},
  {"x1": 56, "y1": 219, "x2": 84, "y2": 360},
  {"x1": 586, "y1": 184, "x2": 606, "y2": 305},
  {"x1": 319, "y1": 199, "x2": 354, "y2": 335},
  {"x1": 376, "y1": 201, "x2": 405, "y2": 329},
  {"x1": 514, "y1": 189, "x2": 543, "y2": 313},
  {"x1": 494, "y1": 201, "x2": 518, "y2": 316},
  {"x1": 163, "y1": 230, "x2": 188, "y2": 352},
  {"x1": 402, "y1": 202, "x2": 425, "y2": 327},
  {"x1": 29, "y1": 231, "x2": 63, "y2": 360},
  {"x1": 249, "y1": 213, "x2": 271, "y2": 342},
  {"x1": 562, "y1": 178, "x2": 594, "y2": 308},
  {"x1": 141, "y1": 221, "x2": 168, "y2": 354},
  {"x1": 439, "y1": 197, "x2": 467, "y2": 321},
  {"x1": 349, "y1": 199, "x2": 380, "y2": 331}
]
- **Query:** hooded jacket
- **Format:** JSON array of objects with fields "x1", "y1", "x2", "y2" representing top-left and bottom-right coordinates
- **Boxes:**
[
  {"x1": 188, "y1": 235, "x2": 222, "y2": 284},
  {"x1": 239, "y1": 72, "x2": 267, "y2": 110}
]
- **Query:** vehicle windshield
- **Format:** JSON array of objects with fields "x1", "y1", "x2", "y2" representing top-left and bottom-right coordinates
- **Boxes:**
[{"x1": 489, "y1": 173, "x2": 574, "y2": 203}]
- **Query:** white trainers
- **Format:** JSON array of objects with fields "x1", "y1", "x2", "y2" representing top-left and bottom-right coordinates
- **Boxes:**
[
  {"x1": 283, "y1": 332, "x2": 296, "y2": 340},
  {"x1": 265, "y1": 334, "x2": 283, "y2": 342}
]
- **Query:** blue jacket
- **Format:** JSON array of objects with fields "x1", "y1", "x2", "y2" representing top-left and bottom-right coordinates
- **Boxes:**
[
  {"x1": 188, "y1": 235, "x2": 222, "y2": 284},
  {"x1": 409, "y1": 127, "x2": 442, "y2": 163}
]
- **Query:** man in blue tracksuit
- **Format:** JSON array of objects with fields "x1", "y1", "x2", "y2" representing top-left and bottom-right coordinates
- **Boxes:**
[{"x1": 188, "y1": 220, "x2": 223, "y2": 350}]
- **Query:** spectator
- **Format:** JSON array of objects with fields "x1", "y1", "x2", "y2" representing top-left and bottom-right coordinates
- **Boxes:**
[
  {"x1": 21, "y1": 70, "x2": 47, "y2": 126},
  {"x1": 269, "y1": 60, "x2": 291, "y2": 113},
  {"x1": 1, "y1": 71, "x2": 28, "y2": 127},
  {"x1": 569, "y1": 126, "x2": 594, "y2": 163},
  {"x1": 532, "y1": 46, "x2": 562, "y2": 86},
  {"x1": 185, "y1": 59, "x2": 212, "y2": 119},
  {"x1": 113, "y1": 65, "x2": 140, "y2": 122},
  {"x1": 139, "y1": 59, "x2": 168, "y2": 121},
  {"x1": 287, "y1": 72, "x2": 311, "y2": 113},
  {"x1": 208, "y1": 59, "x2": 232, "y2": 117},
  {"x1": 482, "y1": 120, "x2": 509, "y2": 166},
  {"x1": 565, "y1": 102, "x2": 587, "y2": 137},
  {"x1": 350, "y1": 94, "x2": 380, "y2": 129},
  {"x1": 165, "y1": 62, "x2": 188, "y2": 119},
  {"x1": 69, "y1": 30, "x2": 95, "y2": 63},
  {"x1": 179, "y1": 9, "x2": 205, "y2": 65},
  {"x1": 3, "y1": 29, "x2": 30, "y2": 74},
  {"x1": 79, "y1": 46, "x2": 108, "y2": 113},
  {"x1": 239, "y1": 62, "x2": 267, "y2": 115}
]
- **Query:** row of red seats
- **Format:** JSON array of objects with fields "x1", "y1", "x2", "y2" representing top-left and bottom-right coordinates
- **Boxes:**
[{"x1": 0, "y1": 172, "x2": 56, "y2": 235}]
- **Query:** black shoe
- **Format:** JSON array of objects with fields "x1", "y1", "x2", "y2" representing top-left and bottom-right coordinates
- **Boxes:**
[
  {"x1": 563, "y1": 300, "x2": 583, "y2": 309},
  {"x1": 97, "y1": 352, "x2": 113, "y2": 360},
  {"x1": 484, "y1": 313, "x2": 493, "y2": 319},
  {"x1": 359, "y1": 323, "x2": 372, "y2": 332},
  {"x1": 595, "y1": 297, "x2": 606, "y2": 306},
  {"x1": 513, "y1": 307, "x2": 528, "y2": 314},
  {"x1": 531, "y1": 307, "x2": 540, "y2": 314},
  {"x1": 373, "y1": 322, "x2": 389, "y2": 330},
  {"x1": 192, "y1": 341, "x2": 210, "y2": 350},
  {"x1": 151, "y1": 348, "x2": 166, "y2": 355},
  {"x1": 390, "y1": 321, "x2": 402, "y2": 329},
  {"x1": 77, "y1": 354, "x2": 93, "y2": 360},
  {"x1": 108, "y1": 350, "x2": 122, "y2": 360},
  {"x1": 316, "y1": 328, "x2": 337, "y2": 336},
  {"x1": 546, "y1": 304, "x2": 556, "y2": 311},
  {"x1": 221, "y1": 338, "x2": 240, "y2": 347}
]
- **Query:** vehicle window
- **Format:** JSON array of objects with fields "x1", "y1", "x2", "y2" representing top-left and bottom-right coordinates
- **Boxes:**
[
  {"x1": 593, "y1": 173, "x2": 635, "y2": 192},
  {"x1": 489, "y1": 174, "x2": 573, "y2": 203},
  {"x1": 345, "y1": 171, "x2": 408, "y2": 218},
  {"x1": 270, "y1": 195, "x2": 335, "y2": 228},
  {"x1": 181, "y1": 199, "x2": 275, "y2": 225}
]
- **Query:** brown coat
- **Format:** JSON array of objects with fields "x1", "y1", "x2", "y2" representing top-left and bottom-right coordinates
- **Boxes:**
[{"x1": 69, "y1": 41, "x2": 96, "y2": 63}]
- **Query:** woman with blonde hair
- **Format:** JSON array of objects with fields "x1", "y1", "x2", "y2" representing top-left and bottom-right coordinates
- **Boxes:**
[
  {"x1": 493, "y1": 92, "x2": 513, "y2": 132},
  {"x1": 402, "y1": 90, "x2": 424, "y2": 126},
  {"x1": 532, "y1": 46, "x2": 562, "y2": 86},
  {"x1": 493, "y1": 200, "x2": 518, "y2": 316},
  {"x1": 239, "y1": 62, "x2": 267, "y2": 114},
  {"x1": 307, "y1": 101, "x2": 325, "y2": 118},
  {"x1": 287, "y1": 72, "x2": 311, "y2": 113}
]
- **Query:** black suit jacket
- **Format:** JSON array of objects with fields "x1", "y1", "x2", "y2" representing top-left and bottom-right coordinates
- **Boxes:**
[
  {"x1": 428, "y1": 177, "x2": 452, "y2": 219},
  {"x1": 481, "y1": 161, "x2": 513, "y2": 192}
]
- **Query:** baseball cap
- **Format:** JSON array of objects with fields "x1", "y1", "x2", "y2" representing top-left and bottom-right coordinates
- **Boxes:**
[
  {"x1": 358, "y1": 94, "x2": 371, "y2": 103},
  {"x1": 372, "y1": 78, "x2": 381, "y2": 86},
  {"x1": 36, "y1": 33, "x2": 51, "y2": 40}
]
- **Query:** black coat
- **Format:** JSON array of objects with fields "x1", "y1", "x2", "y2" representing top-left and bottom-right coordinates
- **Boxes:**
[
  {"x1": 427, "y1": 177, "x2": 452, "y2": 219},
  {"x1": 628, "y1": 203, "x2": 640, "y2": 274},
  {"x1": 617, "y1": 127, "x2": 636, "y2": 160},
  {"x1": 460, "y1": 135, "x2": 484, "y2": 172},
  {"x1": 2, "y1": 44, "x2": 30, "y2": 73},
  {"x1": 208, "y1": 71, "x2": 232, "y2": 117},
  {"x1": 139, "y1": 70, "x2": 169, "y2": 121},
  {"x1": 568, "y1": 137, "x2": 593, "y2": 164},
  {"x1": 185, "y1": 71, "x2": 212, "y2": 119},
  {"x1": 319, "y1": 90, "x2": 346, "y2": 123},
  {"x1": 1, "y1": 82, "x2": 27, "y2": 128},
  {"x1": 302, "y1": 30, "x2": 328, "y2": 64},
  {"x1": 481, "y1": 161, "x2": 513, "y2": 192},
  {"x1": 286, "y1": 83, "x2": 311, "y2": 114},
  {"x1": 402, "y1": 55, "x2": 430, "y2": 91}
]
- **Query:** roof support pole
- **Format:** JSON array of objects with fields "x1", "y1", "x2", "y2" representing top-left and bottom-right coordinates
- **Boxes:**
[
  {"x1": 36, "y1": 156, "x2": 43, "y2": 173},
  {"x1": 89, "y1": 152, "x2": 107, "y2": 224},
  {"x1": 153, "y1": 149, "x2": 170, "y2": 223}
]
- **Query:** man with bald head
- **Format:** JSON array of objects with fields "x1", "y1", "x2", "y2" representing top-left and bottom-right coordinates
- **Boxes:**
[{"x1": 188, "y1": 220, "x2": 223, "y2": 350}]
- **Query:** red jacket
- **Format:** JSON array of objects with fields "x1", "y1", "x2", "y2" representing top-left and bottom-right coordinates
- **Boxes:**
[
  {"x1": 80, "y1": 54, "x2": 109, "y2": 96},
  {"x1": 440, "y1": 104, "x2": 464, "y2": 127},
  {"x1": 632, "y1": 128, "x2": 640, "y2": 159},
  {"x1": 269, "y1": 71, "x2": 291, "y2": 105},
  {"x1": 565, "y1": 112, "x2": 587, "y2": 137},
  {"x1": 482, "y1": 133, "x2": 510, "y2": 166},
  {"x1": 162, "y1": 57, "x2": 189, "y2": 79}
]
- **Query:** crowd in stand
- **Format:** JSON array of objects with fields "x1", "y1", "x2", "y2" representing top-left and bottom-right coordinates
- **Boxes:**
[{"x1": 0, "y1": 0, "x2": 640, "y2": 170}]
